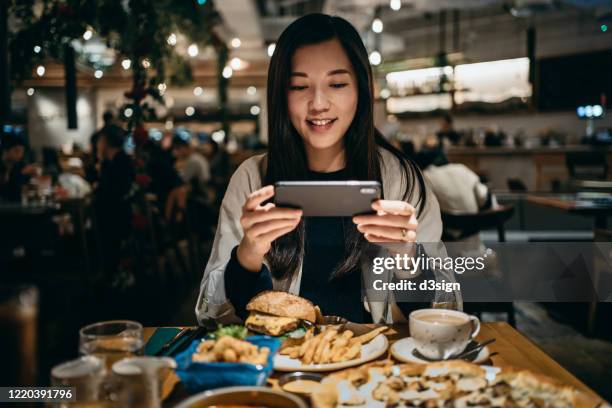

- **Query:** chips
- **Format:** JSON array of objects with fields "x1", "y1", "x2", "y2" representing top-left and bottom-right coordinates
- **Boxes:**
[
  {"x1": 279, "y1": 326, "x2": 387, "y2": 365},
  {"x1": 192, "y1": 336, "x2": 270, "y2": 366}
]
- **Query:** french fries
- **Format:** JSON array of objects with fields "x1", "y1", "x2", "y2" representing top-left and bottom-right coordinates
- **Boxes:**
[
  {"x1": 279, "y1": 326, "x2": 387, "y2": 365},
  {"x1": 192, "y1": 336, "x2": 270, "y2": 365}
]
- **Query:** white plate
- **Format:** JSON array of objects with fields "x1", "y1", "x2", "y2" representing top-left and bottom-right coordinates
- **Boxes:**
[
  {"x1": 390, "y1": 337, "x2": 491, "y2": 365},
  {"x1": 274, "y1": 334, "x2": 388, "y2": 372}
]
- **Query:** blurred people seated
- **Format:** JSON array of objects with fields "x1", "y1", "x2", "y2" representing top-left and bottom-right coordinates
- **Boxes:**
[
  {"x1": 42, "y1": 147, "x2": 61, "y2": 184},
  {"x1": 0, "y1": 134, "x2": 37, "y2": 202},
  {"x1": 94, "y1": 125, "x2": 134, "y2": 278},
  {"x1": 171, "y1": 136, "x2": 210, "y2": 200},
  {"x1": 86, "y1": 111, "x2": 115, "y2": 182},
  {"x1": 202, "y1": 139, "x2": 231, "y2": 204},
  {"x1": 56, "y1": 157, "x2": 91, "y2": 199},
  {"x1": 436, "y1": 114, "x2": 461, "y2": 146},
  {"x1": 415, "y1": 149, "x2": 493, "y2": 215}
]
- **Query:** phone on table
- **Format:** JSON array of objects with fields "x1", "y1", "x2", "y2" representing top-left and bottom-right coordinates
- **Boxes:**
[{"x1": 274, "y1": 181, "x2": 381, "y2": 217}]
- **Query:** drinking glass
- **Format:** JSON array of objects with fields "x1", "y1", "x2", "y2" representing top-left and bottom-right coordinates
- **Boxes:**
[
  {"x1": 79, "y1": 321, "x2": 144, "y2": 370},
  {"x1": 49, "y1": 355, "x2": 111, "y2": 407}
]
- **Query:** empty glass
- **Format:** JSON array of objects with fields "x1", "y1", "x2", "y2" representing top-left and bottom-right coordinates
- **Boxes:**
[
  {"x1": 111, "y1": 357, "x2": 176, "y2": 408},
  {"x1": 79, "y1": 321, "x2": 144, "y2": 370},
  {"x1": 49, "y1": 355, "x2": 111, "y2": 407}
]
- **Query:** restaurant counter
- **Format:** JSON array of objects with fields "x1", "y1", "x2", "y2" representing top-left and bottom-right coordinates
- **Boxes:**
[{"x1": 446, "y1": 145, "x2": 612, "y2": 192}]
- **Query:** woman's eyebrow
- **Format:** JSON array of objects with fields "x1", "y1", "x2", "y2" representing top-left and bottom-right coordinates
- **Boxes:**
[
  {"x1": 291, "y1": 72, "x2": 308, "y2": 77},
  {"x1": 327, "y1": 69, "x2": 351, "y2": 76}
]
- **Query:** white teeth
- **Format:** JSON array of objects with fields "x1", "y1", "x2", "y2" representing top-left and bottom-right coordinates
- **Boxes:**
[{"x1": 309, "y1": 119, "x2": 333, "y2": 126}]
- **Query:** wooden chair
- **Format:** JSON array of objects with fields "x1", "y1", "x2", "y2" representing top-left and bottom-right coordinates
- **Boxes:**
[{"x1": 441, "y1": 205, "x2": 516, "y2": 326}]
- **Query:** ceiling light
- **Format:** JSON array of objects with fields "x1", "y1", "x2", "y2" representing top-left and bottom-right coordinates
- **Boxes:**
[
  {"x1": 231, "y1": 37, "x2": 241, "y2": 48},
  {"x1": 372, "y1": 18, "x2": 383, "y2": 34},
  {"x1": 124, "y1": 108, "x2": 133, "y2": 118},
  {"x1": 83, "y1": 29, "x2": 93, "y2": 40},
  {"x1": 222, "y1": 66, "x2": 233, "y2": 79},
  {"x1": 267, "y1": 43, "x2": 276, "y2": 57},
  {"x1": 188, "y1": 44, "x2": 199, "y2": 57},
  {"x1": 247, "y1": 86, "x2": 257, "y2": 96},
  {"x1": 94, "y1": 69, "x2": 103, "y2": 79},
  {"x1": 33, "y1": 45, "x2": 41, "y2": 53},
  {"x1": 185, "y1": 106, "x2": 195, "y2": 117},
  {"x1": 250, "y1": 105, "x2": 261, "y2": 115},
  {"x1": 121, "y1": 59, "x2": 131, "y2": 70},
  {"x1": 27, "y1": 88, "x2": 35, "y2": 96},
  {"x1": 369, "y1": 51, "x2": 382, "y2": 66},
  {"x1": 193, "y1": 86, "x2": 203, "y2": 96},
  {"x1": 390, "y1": 0, "x2": 401, "y2": 11},
  {"x1": 167, "y1": 33, "x2": 177, "y2": 46},
  {"x1": 36, "y1": 65, "x2": 45, "y2": 76},
  {"x1": 142, "y1": 58, "x2": 151, "y2": 68}
]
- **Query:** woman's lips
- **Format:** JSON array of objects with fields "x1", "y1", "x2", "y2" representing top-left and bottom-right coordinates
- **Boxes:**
[{"x1": 306, "y1": 118, "x2": 337, "y2": 132}]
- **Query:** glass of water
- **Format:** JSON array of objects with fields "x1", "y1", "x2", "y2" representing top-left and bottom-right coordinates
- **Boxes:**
[{"x1": 79, "y1": 321, "x2": 144, "y2": 370}]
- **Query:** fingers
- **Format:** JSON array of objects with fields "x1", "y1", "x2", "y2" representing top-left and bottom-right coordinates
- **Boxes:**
[
  {"x1": 357, "y1": 224, "x2": 416, "y2": 242},
  {"x1": 241, "y1": 207, "x2": 302, "y2": 229},
  {"x1": 371, "y1": 200, "x2": 415, "y2": 216},
  {"x1": 258, "y1": 223, "x2": 301, "y2": 243},
  {"x1": 247, "y1": 218, "x2": 301, "y2": 238},
  {"x1": 243, "y1": 185, "x2": 275, "y2": 211},
  {"x1": 353, "y1": 213, "x2": 416, "y2": 229},
  {"x1": 364, "y1": 233, "x2": 399, "y2": 243}
]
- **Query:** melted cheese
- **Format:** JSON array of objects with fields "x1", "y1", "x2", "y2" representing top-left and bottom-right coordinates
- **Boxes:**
[{"x1": 245, "y1": 313, "x2": 298, "y2": 336}]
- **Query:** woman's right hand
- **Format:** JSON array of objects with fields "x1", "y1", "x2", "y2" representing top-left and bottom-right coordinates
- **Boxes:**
[{"x1": 236, "y1": 185, "x2": 302, "y2": 272}]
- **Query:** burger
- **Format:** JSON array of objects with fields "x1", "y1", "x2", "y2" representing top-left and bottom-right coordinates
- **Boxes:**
[{"x1": 245, "y1": 291, "x2": 318, "y2": 336}]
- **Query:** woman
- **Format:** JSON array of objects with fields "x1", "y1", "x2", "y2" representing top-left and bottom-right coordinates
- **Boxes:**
[{"x1": 196, "y1": 14, "x2": 457, "y2": 325}]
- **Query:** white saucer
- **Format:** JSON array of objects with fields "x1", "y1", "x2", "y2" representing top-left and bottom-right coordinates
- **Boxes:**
[{"x1": 390, "y1": 337, "x2": 491, "y2": 365}]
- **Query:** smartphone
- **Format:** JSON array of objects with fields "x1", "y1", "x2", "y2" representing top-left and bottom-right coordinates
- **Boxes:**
[{"x1": 274, "y1": 181, "x2": 381, "y2": 217}]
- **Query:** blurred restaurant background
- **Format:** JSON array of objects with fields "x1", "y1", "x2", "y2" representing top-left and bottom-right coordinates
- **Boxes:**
[{"x1": 1, "y1": 0, "x2": 612, "y2": 399}]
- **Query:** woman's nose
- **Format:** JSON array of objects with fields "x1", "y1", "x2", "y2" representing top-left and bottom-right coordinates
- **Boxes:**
[{"x1": 309, "y1": 87, "x2": 330, "y2": 112}]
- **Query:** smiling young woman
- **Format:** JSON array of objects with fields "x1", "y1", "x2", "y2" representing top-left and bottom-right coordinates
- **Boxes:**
[{"x1": 196, "y1": 14, "x2": 457, "y2": 325}]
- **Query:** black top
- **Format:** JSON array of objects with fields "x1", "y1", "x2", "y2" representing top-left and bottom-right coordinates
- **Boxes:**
[{"x1": 224, "y1": 169, "x2": 432, "y2": 323}]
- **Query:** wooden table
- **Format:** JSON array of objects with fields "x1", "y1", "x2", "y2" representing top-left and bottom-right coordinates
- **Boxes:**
[
  {"x1": 145, "y1": 322, "x2": 606, "y2": 406},
  {"x1": 527, "y1": 194, "x2": 612, "y2": 229}
]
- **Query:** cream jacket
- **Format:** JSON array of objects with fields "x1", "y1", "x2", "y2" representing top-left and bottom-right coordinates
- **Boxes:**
[{"x1": 195, "y1": 149, "x2": 460, "y2": 325}]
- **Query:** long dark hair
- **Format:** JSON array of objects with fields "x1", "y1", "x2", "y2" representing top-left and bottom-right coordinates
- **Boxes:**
[{"x1": 264, "y1": 13, "x2": 427, "y2": 281}]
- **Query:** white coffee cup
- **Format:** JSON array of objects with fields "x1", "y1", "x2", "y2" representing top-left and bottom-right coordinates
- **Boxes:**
[{"x1": 409, "y1": 308, "x2": 480, "y2": 360}]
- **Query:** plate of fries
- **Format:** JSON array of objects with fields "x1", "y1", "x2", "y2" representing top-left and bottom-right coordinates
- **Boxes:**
[{"x1": 274, "y1": 326, "x2": 388, "y2": 372}]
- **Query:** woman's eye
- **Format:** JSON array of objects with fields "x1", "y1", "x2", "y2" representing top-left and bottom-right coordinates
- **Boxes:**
[
  {"x1": 290, "y1": 85, "x2": 308, "y2": 91},
  {"x1": 330, "y1": 83, "x2": 348, "y2": 89}
]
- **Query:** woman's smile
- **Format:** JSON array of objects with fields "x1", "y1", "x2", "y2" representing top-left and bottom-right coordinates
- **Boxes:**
[{"x1": 306, "y1": 118, "x2": 338, "y2": 132}]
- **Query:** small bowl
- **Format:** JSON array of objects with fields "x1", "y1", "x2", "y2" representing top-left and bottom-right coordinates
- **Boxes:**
[{"x1": 279, "y1": 372, "x2": 324, "y2": 397}]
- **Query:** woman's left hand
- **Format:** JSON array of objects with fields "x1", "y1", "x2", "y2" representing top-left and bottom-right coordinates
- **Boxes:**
[{"x1": 352, "y1": 200, "x2": 417, "y2": 243}]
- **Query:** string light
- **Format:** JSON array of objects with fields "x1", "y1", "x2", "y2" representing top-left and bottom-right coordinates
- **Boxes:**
[
  {"x1": 247, "y1": 86, "x2": 257, "y2": 96},
  {"x1": 380, "y1": 88, "x2": 391, "y2": 99},
  {"x1": 142, "y1": 59, "x2": 151, "y2": 68},
  {"x1": 124, "y1": 108, "x2": 133, "y2": 118},
  {"x1": 167, "y1": 33, "x2": 177, "y2": 46},
  {"x1": 267, "y1": 43, "x2": 276, "y2": 57},
  {"x1": 94, "y1": 69, "x2": 103, "y2": 79},
  {"x1": 230, "y1": 57, "x2": 243, "y2": 70},
  {"x1": 36, "y1": 65, "x2": 46, "y2": 76},
  {"x1": 188, "y1": 44, "x2": 199, "y2": 57},
  {"x1": 222, "y1": 66, "x2": 233, "y2": 79},
  {"x1": 193, "y1": 86, "x2": 203, "y2": 96},
  {"x1": 27, "y1": 88, "x2": 35, "y2": 96},
  {"x1": 33, "y1": 45, "x2": 41, "y2": 53},
  {"x1": 390, "y1": 0, "x2": 401, "y2": 11},
  {"x1": 369, "y1": 51, "x2": 382, "y2": 66},
  {"x1": 231, "y1": 37, "x2": 241, "y2": 48},
  {"x1": 372, "y1": 18, "x2": 383, "y2": 33},
  {"x1": 121, "y1": 59, "x2": 131, "y2": 70},
  {"x1": 83, "y1": 29, "x2": 93, "y2": 40},
  {"x1": 250, "y1": 105, "x2": 261, "y2": 115},
  {"x1": 185, "y1": 106, "x2": 195, "y2": 116}
]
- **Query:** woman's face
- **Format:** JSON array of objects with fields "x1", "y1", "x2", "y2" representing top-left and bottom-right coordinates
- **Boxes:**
[{"x1": 287, "y1": 39, "x2": 358, "y2": 156}]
